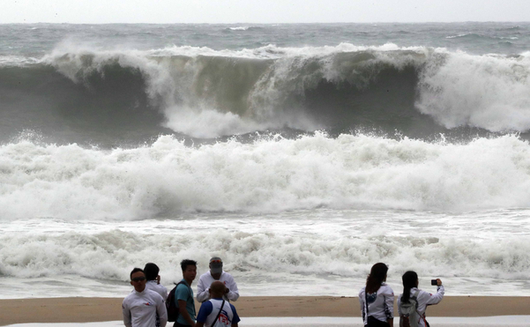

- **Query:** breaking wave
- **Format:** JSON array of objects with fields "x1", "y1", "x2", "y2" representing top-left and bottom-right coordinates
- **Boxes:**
[{"x1": 2, "y1": 44, "x2": 530, "y2": 144}]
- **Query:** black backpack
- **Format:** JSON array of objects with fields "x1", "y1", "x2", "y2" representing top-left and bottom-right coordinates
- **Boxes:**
[{"x1": 166, "y1": 281, "x2": 186, "y2": 322}]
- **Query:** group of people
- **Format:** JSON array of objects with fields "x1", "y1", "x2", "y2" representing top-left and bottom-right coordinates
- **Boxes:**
[
  {"x1": 123, "y1": 259, "x2": 443, "y2": 327},
  {"x1": 122, "y1": 257, "x2": 240, "y2": 327},
  {"x1": 358, "y1": 262, "x2": 445, "y2": 327}
]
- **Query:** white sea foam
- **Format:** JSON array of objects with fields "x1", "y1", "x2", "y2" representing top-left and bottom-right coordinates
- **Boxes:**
[
  {"x1": 1, "y1": 210, "x2": 529, "y2": 283},
  {"x1": 0, "y1": 55, "x2": 40, "y2": 66},
  {"x1": 417, "y1": 51, "x2": 530, "y2": 132},
  {"x1": 7, "y1": 165, "x2": 530, "y2": 311},
  {"x1": 228, "y1": 26, "x2": 250, "y2": 31},
  {"x1": 3, "y1": 134, "x2": 530, "y2": 219},
  {"x1": 2, "y1": 133, "x2": 530, "y2": 298},
  {"x1": 0, "y1": 219, "x2": 528, "y2": 285}
]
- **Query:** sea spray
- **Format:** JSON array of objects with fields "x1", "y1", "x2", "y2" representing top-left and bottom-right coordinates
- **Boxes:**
[
  {"x1": 417, "y1": 51, "x2": 530, "y2": 131},
  {"x1": 9, "y1": 44, "x2": 524, "y2": 140},
  {"x1": 1, "y1": 216, "x2": 530, "y2": 283},
  {"x1": 2, "y1": 133, "x2": 530, "y2": 221}
]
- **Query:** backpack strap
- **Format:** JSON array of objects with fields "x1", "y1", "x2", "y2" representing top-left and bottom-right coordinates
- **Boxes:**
[
  {"x1": 210, "y1": 300, "x2": 225, "y2": 327},
  {"x1": 177, "y1": 280, "x2": 193, "y2": 300},
  {"x1": 411, "y1": 289, "x2": 421, "y2": 319},
  {"x1": 364, "y1": 290, "x2": 370, "y2": 317},
  {"x1": 408, "y1": 290, "x2": 419, "y2": 306}
]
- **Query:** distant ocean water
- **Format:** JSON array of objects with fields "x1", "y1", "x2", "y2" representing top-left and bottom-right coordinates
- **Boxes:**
[{"x1": 1, "y1": 23, "x2": 530, "y2": 299}]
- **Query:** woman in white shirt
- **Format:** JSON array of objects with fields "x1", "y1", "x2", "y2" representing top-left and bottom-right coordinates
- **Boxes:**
[
  {"x1": 358, "y1": 263, "x2": 394, "y2": 327},
  {"x1": 397, "y1": 271, "x2": 445, "y2": 327}
]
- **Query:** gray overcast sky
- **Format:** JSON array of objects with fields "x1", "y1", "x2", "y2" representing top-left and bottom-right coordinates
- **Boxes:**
[{"x1": 1, "y1": 0, "x2": 529, "y2": 24}]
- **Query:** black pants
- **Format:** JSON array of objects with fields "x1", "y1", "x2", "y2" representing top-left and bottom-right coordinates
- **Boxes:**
[
  {"x1": 366, "y1": 316, "x2": 391, "y2": 327},
  {"x1": 173, "y1": 323, "x2": 192, "y2": 327}
]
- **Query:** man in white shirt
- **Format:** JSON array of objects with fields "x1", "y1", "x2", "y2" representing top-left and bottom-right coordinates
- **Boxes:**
[
  {"x1": 123, "y1": 267, "x2": 168, "y2": 327},
  {"x1": 196, "y1": 257, "x2": 239, "y2": 303},
  {"x1": 144, "y1": 262, "x2": 168, "y2": 301}
]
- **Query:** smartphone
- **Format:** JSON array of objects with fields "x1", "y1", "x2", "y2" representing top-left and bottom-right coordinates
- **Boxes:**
[{"x1": 431, "y1": 279, "x2": 437, "y2": 285}]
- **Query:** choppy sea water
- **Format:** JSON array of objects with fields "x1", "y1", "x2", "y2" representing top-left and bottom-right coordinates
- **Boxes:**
[{"x1": 1, "y1": 23, "x2": 530, "y2": 299}]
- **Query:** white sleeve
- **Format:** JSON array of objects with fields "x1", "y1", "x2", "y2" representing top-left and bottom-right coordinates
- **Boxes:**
[
  {"x1": 358, "y1": 289, "x2": 366, "y2": 321},
  {"x1": 422, "y1": 285, "x2": 445, "y2": 305},
  {"x1": 122, "y1": 298, "x2": 132, "y2": 327},
  {"x1": 384, "y1": 287, "x2": 394, "y2": 319},
  {"x1": 157, "y1": 294, "x2": 168, "y2": 327},
  {"x1": 160, "y1": 285, "x2": 168, "y2": 301},
  {"x1": 226, "y1": 274, "x2": 240, "y2": 302},
  {"x1": 196, "y1": 275, "x2": 210, "y2": 302}
]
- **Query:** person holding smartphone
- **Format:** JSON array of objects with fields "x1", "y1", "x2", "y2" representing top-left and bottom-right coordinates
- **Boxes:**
[{"x1": 397, "y1": 271, "x2": 445, "y2": 327}]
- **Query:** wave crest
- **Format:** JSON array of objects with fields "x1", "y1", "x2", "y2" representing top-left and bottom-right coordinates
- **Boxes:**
[{"x1": 3, "y1": 44, "x2": 530, "y2": 142}]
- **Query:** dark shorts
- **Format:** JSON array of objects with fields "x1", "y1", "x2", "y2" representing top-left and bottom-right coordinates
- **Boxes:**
[
  {"x1": 366, "y1": 316, "x2": 391, "y2": 327},
  {"x1": 173, "y1": 323, "x2": 193, "y2": 327}
]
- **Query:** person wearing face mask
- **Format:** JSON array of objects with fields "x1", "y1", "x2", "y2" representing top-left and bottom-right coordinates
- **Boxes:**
[{"x1": 196, "y1": 257, "x2": 239, "y2": 303}]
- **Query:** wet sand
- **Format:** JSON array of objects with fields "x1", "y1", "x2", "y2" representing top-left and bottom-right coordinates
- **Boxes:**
[{"x1": 1, "y1": 296, "x2": 530, "y2": 326}]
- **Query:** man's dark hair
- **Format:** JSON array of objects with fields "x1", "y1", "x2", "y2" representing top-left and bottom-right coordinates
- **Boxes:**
[
  {"x1": 144, "y1": 263, "x2": 160, "y2": 281},
  {"x1": 130, "y1": 267, "x2": 144, "y2": 279},
  {"x1": 180, "y1": 259, "x2": 197, "y2": 272}
]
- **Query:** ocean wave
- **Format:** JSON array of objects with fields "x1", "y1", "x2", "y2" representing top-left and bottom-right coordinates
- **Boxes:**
[
  {"x1": 2, "y1": 44, "x2": 530, "y2": 142},
  {"x1": 1, "y1": 226, "x2": 529, "y2": 281},
  {"x1": 416, "y1": 51, "x2": 530, "y2": 132},
  {"x1": 226, "y1": 26, "x2": 253, "y2": 31},
  {"x1": 2, "y1": 133, "x2": 530, "y2": 220},
  {"x1": 495, "y1": 25, "x2": 522, "y2": 32},
  {"x1": 445, "y1": 33, "x2": 498, "y2": 41},
  {"x1": 0, "y1": 55, "x2": 40, "y2": 66},
  {"x1": 445, "y1": 33, "x2": 470, "y2": 39}
]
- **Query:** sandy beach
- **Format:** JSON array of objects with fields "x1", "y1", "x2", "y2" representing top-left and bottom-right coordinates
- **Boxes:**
[{"x1": 1, "y1": 296, "x2": 530, "y2": 326}]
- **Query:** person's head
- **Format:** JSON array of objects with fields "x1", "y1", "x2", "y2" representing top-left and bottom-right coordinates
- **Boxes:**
[
  {"x1": 209, "y1": 257, "x2": 223, "y2": 279},
  {"x1": 180, "y1": 259, "x2": 197, "y2": 283},
  {"x1": 144, "y1": 262, "x2": 160, "y2": 281},
  {"x1": 209, "y1": 280, "x2": 226, "y2": 299},
  {"x1": 401, "y1": 270, "x2": 419, "y2": 303},
  {"x1": 130, "y1": 268, "x2": 147, "y2": 292},
  {"x1": 365, "y1": 262, "x2": 388, "y2": 294}
]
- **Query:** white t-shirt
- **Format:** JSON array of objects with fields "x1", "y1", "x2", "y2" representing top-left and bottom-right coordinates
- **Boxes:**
[
  {"x1": 146, "y1": 280, "x2": 168, "y2": 301},
  {"x1": 196, "y1": 271, "x2": 239, "y2": 302},
  {"x1": 122, "y1": 289, "x2": 167, "y2": 327}
]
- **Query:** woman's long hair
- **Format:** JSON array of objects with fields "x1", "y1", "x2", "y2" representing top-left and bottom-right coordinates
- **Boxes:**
[
  {"x1": 401, "y1": 271, "x2": 418, "y2": 303},
  {"x1": 365, "y1": 262, "x2": 388, "y2": 294}
]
